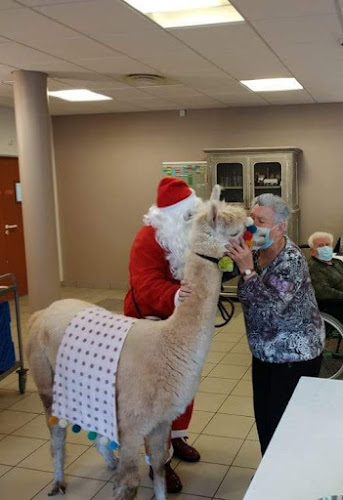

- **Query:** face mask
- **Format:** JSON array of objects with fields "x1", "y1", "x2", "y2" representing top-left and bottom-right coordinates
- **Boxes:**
[
  {"x1": 252, "y1": 226, "x2": 275, "y2": 250},
  {"x1": 317, "y1": 246, "x2": 333, "y2": 261}
]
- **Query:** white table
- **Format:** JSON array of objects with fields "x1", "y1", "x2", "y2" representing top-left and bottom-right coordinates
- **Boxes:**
[{"x1": 244, "y1": 377, "x2": 343, "y2": 500}]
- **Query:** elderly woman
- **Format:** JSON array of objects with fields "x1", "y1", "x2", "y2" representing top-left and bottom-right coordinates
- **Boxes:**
[{"x1": 226, "y1": 194, "x2": 325, "y2": 455}]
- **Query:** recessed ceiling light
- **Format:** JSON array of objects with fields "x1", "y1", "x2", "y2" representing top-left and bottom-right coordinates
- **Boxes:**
[
  {"x1": 124, "y1": 0, "x2": 243, "y2": 28},
  {"x1": 240, "y1": 78, "x2": 303, "y2": 92},
  {"x1": 48, "y1": 89, "x2": 112, "y2": 102}
]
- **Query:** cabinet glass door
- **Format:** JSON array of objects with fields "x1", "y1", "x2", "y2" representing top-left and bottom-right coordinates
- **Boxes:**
[
  {"x1": 217, "y1": 163, "x2": 244, "y2": 203},
  {"x1": 253, "y1": 162, "x2": 281, "y2": 197}
]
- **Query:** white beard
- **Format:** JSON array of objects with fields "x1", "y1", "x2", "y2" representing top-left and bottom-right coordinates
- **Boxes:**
[{"x1": 144, "y1": 198, "x2": 201, "y2": 280}]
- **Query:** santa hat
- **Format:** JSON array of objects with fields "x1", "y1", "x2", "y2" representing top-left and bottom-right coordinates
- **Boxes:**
[{"x1": 157, "y1": 177, "x2": 195, "y2": 212}]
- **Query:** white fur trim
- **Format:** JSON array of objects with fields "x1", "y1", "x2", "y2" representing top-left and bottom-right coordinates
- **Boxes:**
[{"x1": 171, "y1": 430, "x2": 188, "y2": 439}]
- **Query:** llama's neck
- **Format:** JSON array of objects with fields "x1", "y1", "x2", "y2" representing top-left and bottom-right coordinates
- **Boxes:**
[{"x1": 159, "y1": 252, "x2": 222, "y2": 398}]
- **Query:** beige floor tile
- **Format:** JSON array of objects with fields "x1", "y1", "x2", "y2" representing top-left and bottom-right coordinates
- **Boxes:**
[
  {"x1": 205, "y1": 352, "x2": 227, "y2": 364},
  {"x1": 215, "y1": 466, "x2": 255, "y2": 500},
  {"x1": 246, "y1": 424, "x2": 259, "y2": 442},
  {"x1": 203, "y1": 414, "x2": 254, "y2": 439},
  {"x1": 9, "y1": 392, "x2": 44, "y2": 413},
  {"x1": 32, "y1": 474, "x2": 106, "y2": 499},
  {"x1": 201, "y1": 363, "x2": 217, "y2": 377},
  {"x1": 213, "y1": 333, "x2": 244, "y2": 343},
  {"x1": 5, "y1": 375, "x2": 38, "y2": 393},
  {"x1": 65, "y1": 446, "x2": 116, "y2": 481},
  {"x1": 188, "y1": 410, "x2": 215, "y2": 434},
  {"x1": 0, "y1": 434, "x2": 6, "y2": 441},
  {"x1": 242, "y1": 368, "x2": 252, "y2": 381},
  {"x1": 0, "y1": 409, "x2": 37, "y2": 434},
  {"x1": 93, "y1": 482, "x2": 154, "y2": 500},
  {"x1": 0, "y1": 389, "x2": 29, "y2": 409},
  {"x1": 231, "y1": 381, "x2": 253, "y2": 397},
  {"x1": 210, "y1": 342, "x2": 236, "y2": 353},
  {"x1": 0, "y1": 435, "x2": 46, "y2": 466},
  {"x1": 194, "y1": 435, "x2": 243, "y2": 466},
  {"x1": 0, "y1": 466, "x2": 52, "y2": 500},
  {"x1": 175, "y1": 462, "x2": 228, "y2": 497},
  {"x1": 171, "y1": 495, "x2": 211, "y2": 500},
  {"x1": 230, "y1": 343, "x2": 251, "y2": 355},
  {"x1": 220, "y1": 353, "x2": 252, "y2": 367},
  {"x1": 186, "y1": 433, "x2": 199, "y2": 445},
  {"x1": 219, "y1": 396, "x2": 254, "y2": 417},
  {"x1": 232, "y1": 441, "x2": 261, "y2": 469},
  {"x1": 0, "y1": 373, "x2": 17, "y2": 389},
  {"x1": 13, "y1": 414, "x2": 50, "y2": 440},
  {"x1": 199, "y1": 378, "x2": 238, "y2": 396},
  {"x1": 0, "y1": 464, "x2": 12, "y2": 477},
  {"x1": 208, "y1": 365, "x2": 247, "y2": 380},
  {"x1": 19, "y1": 441, "x2": 89, "y2": 472},
  {"x1": 194, "y1": 393, "x2": 227, "y2": 412}
]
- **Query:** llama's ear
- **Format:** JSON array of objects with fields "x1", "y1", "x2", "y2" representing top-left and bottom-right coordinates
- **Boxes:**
[
  {"x1": 210, "y1": 184, "x2": 221, "y2": 202},
  {"x1": 207, "y1": 201, "x2": 218, "y2": 227}
]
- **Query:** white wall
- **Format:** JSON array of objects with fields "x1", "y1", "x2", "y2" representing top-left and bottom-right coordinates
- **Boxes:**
[{"x1": 0, "y1": 106, "x2": 18, "y2": 156}]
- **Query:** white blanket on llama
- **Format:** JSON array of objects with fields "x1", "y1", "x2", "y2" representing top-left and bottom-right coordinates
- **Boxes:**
[{"x1": 52, "y1": 306, "x2": 136, "y2": 443}]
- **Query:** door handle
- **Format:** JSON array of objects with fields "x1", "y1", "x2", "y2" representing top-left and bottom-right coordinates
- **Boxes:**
[{"x1": 5, "y1": 224, "x2": 18, "y2": 229}]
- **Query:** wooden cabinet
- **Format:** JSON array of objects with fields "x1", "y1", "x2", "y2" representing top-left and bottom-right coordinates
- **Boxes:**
[{"x1": 204, "y1": 147, "x2": 301, "y2": 243}]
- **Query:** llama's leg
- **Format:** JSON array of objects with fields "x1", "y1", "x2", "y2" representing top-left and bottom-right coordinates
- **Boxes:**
[
  {"x1": 26, "y1": 340, "x2": 67, "y2": 496},
  {"x1": 112, "y1": 430, "x2": 141, "y2": 500},
  {"x1": 95, "y1": 436, "x2": 118, "y2": 470},
  {"x1": 145, "y1": 422, "x2": 171, "y2": 500}
]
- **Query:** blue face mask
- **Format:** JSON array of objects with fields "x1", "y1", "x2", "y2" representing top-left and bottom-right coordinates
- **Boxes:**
[
  {"x1": 252, "y1": 226, "x2": 275, "y2": 250},
  {"x1": 317, "y1": 246, "x2": 333, "y2": 261}
]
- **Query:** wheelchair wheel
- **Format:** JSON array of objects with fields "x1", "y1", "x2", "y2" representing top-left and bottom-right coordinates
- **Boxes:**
[{"x1": 319, "y1": 312, "x2": 343, "y2": 380}]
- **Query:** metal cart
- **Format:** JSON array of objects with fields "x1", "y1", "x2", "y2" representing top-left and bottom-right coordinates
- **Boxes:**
[{"x1": 0, "y1": 273, "x2": 27, "y2": 393}]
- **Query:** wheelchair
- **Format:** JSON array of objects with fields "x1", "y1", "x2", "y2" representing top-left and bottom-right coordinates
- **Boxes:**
[{"x1": 300, "y1": 245, "x2": 343, "y2": 379}]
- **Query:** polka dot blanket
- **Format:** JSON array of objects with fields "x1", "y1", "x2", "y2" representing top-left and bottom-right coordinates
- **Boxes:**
[{"x1": 52, "y1": 306, "x2": 136, "y2": 443}]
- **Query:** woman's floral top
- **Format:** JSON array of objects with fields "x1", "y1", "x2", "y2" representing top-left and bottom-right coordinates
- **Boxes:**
[{"x1": 238, "y1": 237, "x2": 325, "y2": 363}]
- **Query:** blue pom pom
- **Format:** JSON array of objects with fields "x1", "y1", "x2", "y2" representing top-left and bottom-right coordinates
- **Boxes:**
[
  {"x1": 108, "y1": 441, "x2": 119, "y2": 451},
  {"x1": 247, "y1": 224, "x2": 257, "y2": 234},
  {"x1": 72, "y1": 424, "x2": 82, "y2": 434}
]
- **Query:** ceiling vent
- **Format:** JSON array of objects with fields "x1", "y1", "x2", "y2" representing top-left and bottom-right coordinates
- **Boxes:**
[{"x1": 124, "y1": 73, "x2": 177, "y2": 87}]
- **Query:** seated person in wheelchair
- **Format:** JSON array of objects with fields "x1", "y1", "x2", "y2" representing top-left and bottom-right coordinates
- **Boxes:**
[{"x1": 308, "y1": 231, "x2": 343, "y2": 323}]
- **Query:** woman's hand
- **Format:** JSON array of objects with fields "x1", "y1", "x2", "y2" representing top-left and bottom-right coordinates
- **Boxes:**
[
  {"x1": 225, "y1": 237, "x2": 254, "y2": 274},
  {"x1": 178, "y1": 280, "x2": 193, "y2": 302}
]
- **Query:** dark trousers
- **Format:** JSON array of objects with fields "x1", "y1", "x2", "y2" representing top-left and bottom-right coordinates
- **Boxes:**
[{"x1": 252, "y1": 354, "x2": 322, "y2": 455}]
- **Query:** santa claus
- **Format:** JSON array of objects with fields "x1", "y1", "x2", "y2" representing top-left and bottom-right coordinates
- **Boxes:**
[{"x1": 124, "y1": 177, "x2": 202, "y2": 493}]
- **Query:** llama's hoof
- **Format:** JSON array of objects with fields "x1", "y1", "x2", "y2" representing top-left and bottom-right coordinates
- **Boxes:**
[
  {"x1": 113, "y1": 485, "x2": 138, "y2": 500},
  {"x1": 47, "y1": 481, "x2": 66, "y2": 496}
]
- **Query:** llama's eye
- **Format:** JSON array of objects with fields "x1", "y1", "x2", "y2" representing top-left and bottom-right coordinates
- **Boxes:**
[
  {"x1": 184, "y1": 211, "x2": 193, "y2": 221},
  {"x1": 231, "y1": 231, "x2": 239, "y2": 237}
]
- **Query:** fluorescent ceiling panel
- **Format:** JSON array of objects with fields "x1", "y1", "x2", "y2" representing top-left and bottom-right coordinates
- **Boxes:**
[
  {"x1": 124, "y1": 0, "x2": 243, "y2": 28},
  {"x1": 240, "y1": 78, "x2": 303, "y2": 92},
  {"x1": 48, "y1": 89, "x2": 112, "y2": 101}
]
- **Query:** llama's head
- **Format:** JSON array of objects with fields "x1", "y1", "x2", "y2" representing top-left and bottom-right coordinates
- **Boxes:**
[{"x1": 189, "y1": 185, "x2": 247, "y2": 258}]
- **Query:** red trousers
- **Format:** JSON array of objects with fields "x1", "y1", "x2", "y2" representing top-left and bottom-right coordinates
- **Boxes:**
[{"x1": 171, "y1": 401, "x2": 194, "y2": 438}]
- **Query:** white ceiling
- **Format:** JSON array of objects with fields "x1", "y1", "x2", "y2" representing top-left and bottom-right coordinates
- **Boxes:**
[{"x1": 0, "y1": 0, "x2": 342, "y2": 114}]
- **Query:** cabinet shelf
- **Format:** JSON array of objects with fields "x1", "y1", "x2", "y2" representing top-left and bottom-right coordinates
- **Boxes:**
[
  {"x1": 255, "y1": 186, "x2": 281, "y2": 190},
  {"x1": 222, "y1": 186, "x2": 243, "y2": 190}
]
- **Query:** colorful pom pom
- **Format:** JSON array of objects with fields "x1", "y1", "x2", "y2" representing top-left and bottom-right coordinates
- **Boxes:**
[
  {"x1": 218, "y1": 256, "x2": 234, "y2": 272},
  {"x1": 88, "y1": 431, "x2": 98, "y2": 441},
  {"x1": 246, "y1": 224, "x2": 257, "y2": 233},
  {"x1": 100, "y1": 436, "x2": 109, "y2": 446},
  {"x1": 72, "y1": 424, "x2": 82, "y2": 433},
  {"x1": 58, "y1": 418, "x2": 69, "y2": 429},
  {"x1": 48, "y1": 416, "x2": 59, "y2": 426},
  {"x1": 246, "y1": 239, "x2": 253, "y2": 247},
  {"x1": 243, "y1": 230, "x2": 253, "y2": 241},
  {"x1": 108, "y1": 441, "x2": 119, "y2": 451}
]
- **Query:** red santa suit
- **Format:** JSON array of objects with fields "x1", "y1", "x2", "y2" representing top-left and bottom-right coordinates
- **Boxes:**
[{"x1": 124, "y1": 177, "x2": 201, "y2": 443}]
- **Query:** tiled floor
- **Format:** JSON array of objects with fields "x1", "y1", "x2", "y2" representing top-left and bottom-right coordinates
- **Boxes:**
[{"x1": 0, "y1": 288, "x2": 260, "y2": 500}]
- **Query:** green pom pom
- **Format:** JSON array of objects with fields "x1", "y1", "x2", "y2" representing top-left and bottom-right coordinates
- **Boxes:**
[
  {"x1": 218, "y1": 256, "x2": 234, "y2": 272},
  {"x1": 88, "y1": 431, "x2": 97, "y2": 441}
]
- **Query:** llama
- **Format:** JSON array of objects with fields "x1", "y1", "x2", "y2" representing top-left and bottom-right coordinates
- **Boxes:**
[{"x1": 25, "y1": 187, "x2": 247, "y2": 500}]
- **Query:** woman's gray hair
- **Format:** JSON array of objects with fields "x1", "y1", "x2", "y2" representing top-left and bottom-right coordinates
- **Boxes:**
[
  {"x1": 308, "y1": 231, "x2": 334, "y2": 248},
  {"x1": 251, "y1": 194, "x2": 291, "y2": 224}
]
